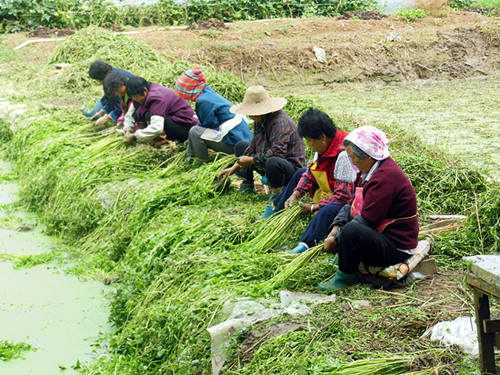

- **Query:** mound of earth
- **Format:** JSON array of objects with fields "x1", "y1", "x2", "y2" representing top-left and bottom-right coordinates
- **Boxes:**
[
  {"x1": 28, "y1": 26, "x2": 74, "y2": 38},
  {"x1": 131, "y1": 12, "x2": 499, "y2": 86},
  {"x1": 187, "y1": 18, "x2": 226, "y2": 30}
]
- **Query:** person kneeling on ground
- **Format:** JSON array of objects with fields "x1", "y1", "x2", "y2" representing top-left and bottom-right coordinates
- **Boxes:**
[
  {"x1": 261, "y1": 108, "x2": 358, "y2": 254},
  {"x1": 319, "y1": 125, "x2": 419, "y2": 291},
  {"x1": 123, "y1": 76, "x2": 199, "y2": 145},
  {"x1": 84, "y1": 60, "x2": 134, "y2": 128},
  {"x1": 175, "y1": 66, "x2": 253, "y2": 164},
  {"x1": 217, "y1": 86, "x2": 306, "y2": 195},
  {"x1": 103, "y1": 72, "x2": 133, "y2": 131}
]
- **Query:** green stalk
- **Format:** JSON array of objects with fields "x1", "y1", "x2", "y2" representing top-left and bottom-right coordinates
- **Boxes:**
[
  {"x1": 247, "y1": 204, "x2": 302, "y2": 253},
  {"x1": 262, "y1": 244, "x2": 323, "y2": 289}
]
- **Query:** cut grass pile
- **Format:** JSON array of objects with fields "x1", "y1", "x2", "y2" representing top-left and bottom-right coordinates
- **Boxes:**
[{"x1": 1, "y1": 25, "x2": 498, "y2": 375}]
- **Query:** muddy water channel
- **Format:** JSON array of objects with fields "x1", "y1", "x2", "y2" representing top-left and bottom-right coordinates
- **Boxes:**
[{"x1": 0, "y1": 160, "x2": 110, "y2": 374}]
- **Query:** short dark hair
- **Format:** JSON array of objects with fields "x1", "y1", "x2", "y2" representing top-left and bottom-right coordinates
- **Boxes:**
[
  {"x1": 298, "y1": 108, "x2": 337, "y2": 139},
  {"x1": 103, "y1": 72, "x2": 130, "y2": 98},
  {"x1": 126, "y1": 76, "x2": 150, "y2": 97},
  {"x1": 89, "y1": 60, "x2": 113, "y2": 80},
  {"x1": 343, "y1": 139, "x2": 370, "y2": 160}
]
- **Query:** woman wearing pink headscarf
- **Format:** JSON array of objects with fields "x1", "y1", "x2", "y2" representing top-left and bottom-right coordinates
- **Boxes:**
[{"x1": 319, "y1": 125, "x2": 419, "y2": 291}]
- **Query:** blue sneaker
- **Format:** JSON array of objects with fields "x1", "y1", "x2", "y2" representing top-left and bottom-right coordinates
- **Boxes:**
[
  {"x1": 285, "y1": 243, "x2": 308, "y2": 254},
  {"x1": 83, "y1": 99, "x2": 104, "y2": 117},
  {"x1": 259, "y1": 205, "x2": 276, "y2": 219}
]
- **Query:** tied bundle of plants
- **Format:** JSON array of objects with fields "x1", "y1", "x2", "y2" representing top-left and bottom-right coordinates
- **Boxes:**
[
  {"x1": 246, "y1": 204, "x2": 302, "y2": 253},
  {"x1": 311, "y1": 355, "x2": 438, "y2": 374},
  {"x1": 263, "y1": 243, "x2": 323, "y2": 289}
]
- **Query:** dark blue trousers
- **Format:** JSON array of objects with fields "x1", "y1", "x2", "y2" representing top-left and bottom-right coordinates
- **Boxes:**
[
  {"x1": 300, "y1": 204, "x2": 342, "y2": 247},
  {"x1": 272, "y1": 167, "x2": 343, "y2": 247},
  {"x1": 272, "y1": 167, "x2": 307, "y2": 211}
]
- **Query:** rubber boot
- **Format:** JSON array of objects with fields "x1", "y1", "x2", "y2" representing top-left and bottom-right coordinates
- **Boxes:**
[
  {"x1": 83, "y1": 99, "x2": 104, "y2": 117},
  {"x1": 317, "y1": 270, "x2": 356, "y2": 291},
  {"x1": 285, "y1": 242, "x2": 308, "y2": 254}
]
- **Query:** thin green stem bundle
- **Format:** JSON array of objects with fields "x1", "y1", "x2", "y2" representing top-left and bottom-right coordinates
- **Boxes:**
[
  {"x1": 263, "y1": 244, "x2": 323, "y2": 289},
  {"x1": 247, "y1": 204, "x2": 302, "y2": 253},
  {"x1": 314, "y1": 356, "x2": 437, "y2": 375}
]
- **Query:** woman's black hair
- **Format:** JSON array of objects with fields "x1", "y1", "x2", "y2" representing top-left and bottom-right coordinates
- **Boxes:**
[
  {"x1": 103, "y1": 72, "x2": 130, "y2": 98},
  {"x1": 126, "y1": 76, "x2": 151, "y2": 97},
  {"x1": 343, "y1": 139, "x2": 370, "y2": 160},
  {"x1": 89, "y1": 60, "x2": 113, "y2": 80},
  {"x1": 297, "y1": 108, "x2": 337, "y2": 139}
]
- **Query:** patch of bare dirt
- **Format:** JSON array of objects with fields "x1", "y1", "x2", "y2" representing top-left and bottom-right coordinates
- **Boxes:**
[
  {"x1": 131, "y1": 12, "x2": 499, "y2": 86},
  {"x1": 236, "y1": 322, "x2": 307, "y2": 365},
  {"x1": 27, "y1": 26, "x2": 74, "y2": 38}
]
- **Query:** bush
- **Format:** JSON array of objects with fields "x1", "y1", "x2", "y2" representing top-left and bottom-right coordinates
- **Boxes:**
[
  {"x1": 0, "y1": 0, "x2": 381, "y2": 33},
  {"x1": 394, "y1": 8, "x2": 427, "y2": 22}
]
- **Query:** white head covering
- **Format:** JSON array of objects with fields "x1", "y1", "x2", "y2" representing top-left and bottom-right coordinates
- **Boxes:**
[{"x1": 345, "y1": 125, "x2": 390, "y2": 161}]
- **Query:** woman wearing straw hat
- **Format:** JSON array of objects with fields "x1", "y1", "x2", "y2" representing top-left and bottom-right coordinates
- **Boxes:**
[
  {"x1": 218, "y1": 86, "x2": 306, "y2": 194},
  {"x1": 175, "y1": 66, "x2": 253, "y2": 164},
  {"x1": 319, "y1": 125, "x2": 419, "y2": 291}
]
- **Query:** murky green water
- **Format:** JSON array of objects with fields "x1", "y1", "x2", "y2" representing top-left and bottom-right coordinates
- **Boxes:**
[
  {"x1": 286, "y1": 75, "x2": 500, "y2": 180},
  {"x1": 0, "y1": 160, "x2": 111, "y2": 375}
]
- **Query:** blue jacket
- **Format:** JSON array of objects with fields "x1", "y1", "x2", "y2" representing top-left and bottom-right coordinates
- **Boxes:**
[
  {"x1": 102, "y1": 68, "x2": 134, "y2": 120},
  {"x1": 195, "y1": 86, "x2": 252, "y2": 145}
]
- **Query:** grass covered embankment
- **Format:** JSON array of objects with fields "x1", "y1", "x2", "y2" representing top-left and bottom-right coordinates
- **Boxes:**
[{"x1": 1, "y1": 26, "x2": 499, "y2": 374}]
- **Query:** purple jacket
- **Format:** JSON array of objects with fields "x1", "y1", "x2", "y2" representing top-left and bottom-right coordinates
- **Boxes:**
[
  {"x1": 361, "y1": 157, "x2": 419, "y2": 250},
  {"x1": 134, "y1": 82, "x2": 198, "y2": 127}
]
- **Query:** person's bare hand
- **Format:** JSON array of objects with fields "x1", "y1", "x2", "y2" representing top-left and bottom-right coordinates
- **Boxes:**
[
  {"x1": 323, "y1": 226, "x2": 339, "y2": 254},
  {"x1": 237, "y1": 156, "x2": 254, "y2": 168},
  {"x1": 218, "y1": 167, "x2": 232, "y2": 181}
]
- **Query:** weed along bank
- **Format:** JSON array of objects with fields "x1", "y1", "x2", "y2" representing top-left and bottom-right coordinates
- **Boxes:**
[{"x1": 0, "y1": 4, "x2": 499, "y2": 374}]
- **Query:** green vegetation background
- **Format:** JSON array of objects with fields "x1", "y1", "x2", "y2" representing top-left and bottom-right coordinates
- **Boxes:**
[{"x1": 0, "y1": 0, "x2": 497, "y2": 33}]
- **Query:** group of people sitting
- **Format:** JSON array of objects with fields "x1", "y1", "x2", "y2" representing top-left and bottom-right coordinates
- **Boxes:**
[{"x1": 84, "y1": 60, "x2": 419, "y2": 291}]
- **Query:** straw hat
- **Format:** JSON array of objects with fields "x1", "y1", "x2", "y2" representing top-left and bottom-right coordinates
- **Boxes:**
[{"x1": 230, "y1": 86, "x2": 287, "y2": 116}]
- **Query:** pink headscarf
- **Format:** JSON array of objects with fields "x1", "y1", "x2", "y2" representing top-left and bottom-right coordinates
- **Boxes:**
[{"x1": 345, "y1": 125, "x2": 390, "y2": 160}]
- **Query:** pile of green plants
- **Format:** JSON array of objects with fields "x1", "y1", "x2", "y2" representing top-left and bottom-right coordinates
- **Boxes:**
[{"x1": 2, "y1": 25, "x2": 498, "y2": 375}]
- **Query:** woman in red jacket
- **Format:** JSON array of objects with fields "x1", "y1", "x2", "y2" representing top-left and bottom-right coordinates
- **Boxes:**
[{"x1": 319, "y1": 125, "x2": 419, "y2": 291}]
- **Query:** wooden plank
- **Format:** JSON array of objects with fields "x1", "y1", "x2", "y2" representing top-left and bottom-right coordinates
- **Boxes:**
[
  {"x1": 467, "y1": 274, "x2": 500, "y2": 300},
  {"x1": 483, "y1": 319, "x2": 500, "y2": 334},
  {"x1": 464, "y1": 255, "x2": 500, "y2": 295},
  {"x1": 473, "y1": 289, "x2": 496, "y2": 374}
]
